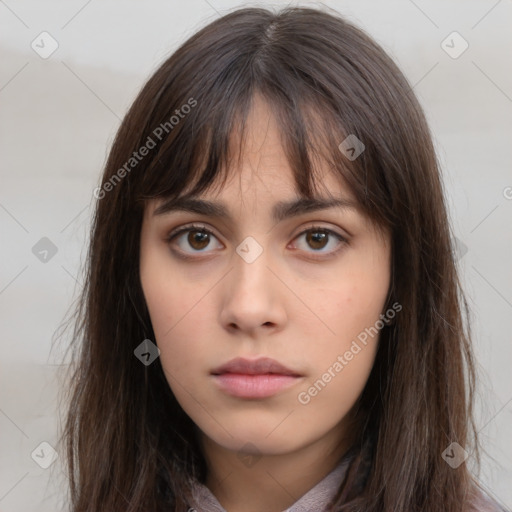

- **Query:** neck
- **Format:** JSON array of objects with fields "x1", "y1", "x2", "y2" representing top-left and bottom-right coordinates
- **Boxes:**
[{"x1": 198, "y1": 422, "x2": 355, "y2": 512}]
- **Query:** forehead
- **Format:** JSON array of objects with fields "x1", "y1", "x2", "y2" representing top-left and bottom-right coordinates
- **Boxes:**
[
  {"x1": 188, "y1": 94, "x2": 354, "y2": 200},
  {"x1": 144, "y1": 92, "x2": 360, "y2": 220},
  {"x1": 150, "y1": 144, "x2": 356, "y2": 222},
  {"x1": 198, "y1": 153, "x2": 350, "y2": 208},
  {"x1": 148, "y1": 149, "x2": 360, "y2": 224}
]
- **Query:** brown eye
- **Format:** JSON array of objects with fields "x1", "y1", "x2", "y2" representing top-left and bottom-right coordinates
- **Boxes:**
[
  {"x1": 305, "y1": 230, "x2": 329, "y2": 250},
  {"x1": 187, "y1": 230, "x2": 210, "y2": 250},
  {"x1": 292, "y1": 227, "x2": 347, "y2": 257},
  {"x1": 166, "y1": 224, "x2": 223, "y2": 255}
]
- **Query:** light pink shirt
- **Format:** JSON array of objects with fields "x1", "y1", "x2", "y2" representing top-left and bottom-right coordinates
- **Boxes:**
[
  {"x1": 186, "y1": 457, "x2": 507, "y2": 512},
  {"x1": 187, "y1": 456, "x2": 351, "y2": 512}
]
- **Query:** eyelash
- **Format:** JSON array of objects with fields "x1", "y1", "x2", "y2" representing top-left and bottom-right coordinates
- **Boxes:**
[{"x1": 165, "y1": 223, "x2": 348, "y2": 261}]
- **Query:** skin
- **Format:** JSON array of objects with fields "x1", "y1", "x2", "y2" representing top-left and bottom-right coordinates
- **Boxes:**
[{"x1": 139, "y1": 95, "x2": 391, "y2": 512}]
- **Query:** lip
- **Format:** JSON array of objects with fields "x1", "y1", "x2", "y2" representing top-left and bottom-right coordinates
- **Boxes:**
[
  {"x1": 211, "y1": 357, "x2": 303, "y2": 399},
  {"x1": 211, "y1": 357, "x2": 301, "y2": 377}
]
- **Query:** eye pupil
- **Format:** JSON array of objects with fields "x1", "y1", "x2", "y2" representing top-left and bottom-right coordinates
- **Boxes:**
[
  {"x1": 307, "y1": 231, "x2": 328, "y2": 250},
  {"x1": 173, "y1": 226, "x2": 340, "y2": 256},
  {"x1": 188, "y1": 230, "x2": 209, "y2": 250}
]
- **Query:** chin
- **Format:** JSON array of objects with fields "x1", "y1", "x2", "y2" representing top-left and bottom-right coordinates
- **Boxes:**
[{"x1": 202, "y1": 422, "x2": 307, "y2": 456}]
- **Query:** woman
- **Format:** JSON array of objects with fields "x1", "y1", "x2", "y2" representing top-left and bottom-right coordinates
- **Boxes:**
[{"x1": 59, "y1": 6, "x2": 505, "y2": 511}]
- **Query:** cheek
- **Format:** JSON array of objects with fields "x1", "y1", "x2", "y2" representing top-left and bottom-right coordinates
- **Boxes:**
[
  {"x1": 303, "y1": 264, "x2": 389, "y2": 349},
  {"x1": 143, "y1": 287, "x2": 220, "y2": 426},
  {"x1": 141, "y1": 278, "x2": 215, "y2": 409},
  {"x1": 141, "y1": 241, "x2": 204, "y2": 335},
  {"x1": 142, "y1": 277, "x2": 201, "y2": 346},
  {"x1": 294, "y1": 251, "x2": 390, "y2": 396},
  {"x1": 139, "y1": 250, "x2": 220, "y2": 385},
  {"x1": 292, "y1": 282, "x2": 385, "y2": 423}
]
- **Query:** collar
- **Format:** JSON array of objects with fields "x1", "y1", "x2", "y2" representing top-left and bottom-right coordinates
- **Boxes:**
[{"x1": 186, "y1": 454, "x2": 353, "y2": 512}]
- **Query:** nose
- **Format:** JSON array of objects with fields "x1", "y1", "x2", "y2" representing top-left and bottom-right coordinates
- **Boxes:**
[{"x1": 219, "y1": 244, "x2": 287, "y2": 336}]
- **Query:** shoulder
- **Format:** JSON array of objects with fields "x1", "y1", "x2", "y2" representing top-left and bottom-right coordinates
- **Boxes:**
[{"x1": 467, "y1": 486, "x2": 509, "y2": 512}]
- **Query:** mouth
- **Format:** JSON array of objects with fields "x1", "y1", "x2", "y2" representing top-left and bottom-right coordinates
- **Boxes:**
[{"x1": 210, "y1": 357, "x2": 303, "y2": 399}]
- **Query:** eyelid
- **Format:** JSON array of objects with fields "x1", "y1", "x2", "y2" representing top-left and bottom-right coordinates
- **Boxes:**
[
  {"x1": 166, "y1": 222, "x2": 220, "y2": 242},
  {"x1": 290, "y1": 222, "x2": 349, "y2": 242},
  {"x1": 165, "y1": 222, "x2": 349, "y2": 258},
  {"x1": 288, "y1": 224, "x2": 348, "y2": 260},
  {"x1": 166, "y1": 221, "x2": 349, "y2": 241}
]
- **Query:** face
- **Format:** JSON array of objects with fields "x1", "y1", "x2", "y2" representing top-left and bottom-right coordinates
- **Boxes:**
[{"x1": 139, "y1": 95, "x2": 391, "y2": 459}]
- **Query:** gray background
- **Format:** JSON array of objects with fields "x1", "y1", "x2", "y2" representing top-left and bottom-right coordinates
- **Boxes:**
[{"x1": 0, "y1": 1, "x2": 511, "y2": 510}]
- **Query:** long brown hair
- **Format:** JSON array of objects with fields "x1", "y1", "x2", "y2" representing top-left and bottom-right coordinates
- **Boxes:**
[{"x1": 58, "y1": 6, "x2": 483, "y2": 511}]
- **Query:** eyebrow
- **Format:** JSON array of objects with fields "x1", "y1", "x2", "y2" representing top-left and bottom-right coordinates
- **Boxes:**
[{"x1": 153, "y1": 195, "x2": 358, "y2": 223}]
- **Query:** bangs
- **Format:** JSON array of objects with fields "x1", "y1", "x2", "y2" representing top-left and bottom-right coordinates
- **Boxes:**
[
  {"x1": 134, "y1": 82, "x2": 383, "y2": 231},
  {"x1": 122, "y1": 5, "x2": 420, "y2": 235}
]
